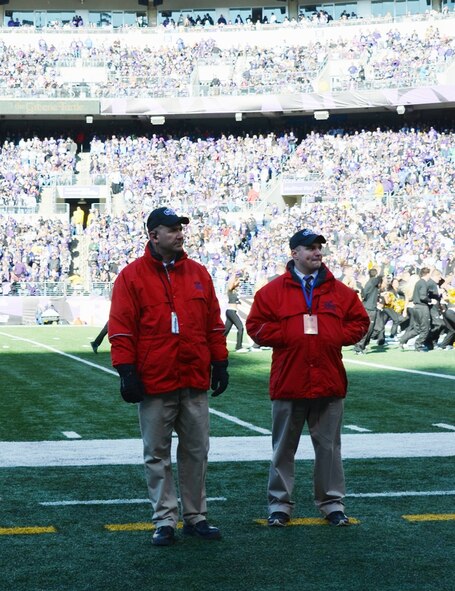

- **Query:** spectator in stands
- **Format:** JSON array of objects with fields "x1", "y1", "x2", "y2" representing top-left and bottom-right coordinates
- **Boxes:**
[{"x1": 71, "y1": 206, "x2": 85, "y2": 235}]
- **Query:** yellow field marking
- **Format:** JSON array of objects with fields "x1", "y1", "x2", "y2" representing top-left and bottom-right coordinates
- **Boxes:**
[
  {"x1": 403, "y1": 513, "x2": 455, "y2": 522},
  {"x1": 0, "y1": 526, "x2": 56, "y2": 535},
  {"x1": 255, "y1": 517, "x2": 360, "y2": 526},
  {"x1": 105, "y1": 522, "x2": 184, "y2": 532}
]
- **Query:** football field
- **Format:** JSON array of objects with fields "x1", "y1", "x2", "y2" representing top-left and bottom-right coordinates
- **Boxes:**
[{"x1": 1, "y1": 326, "x2": 454, "y2": 591}]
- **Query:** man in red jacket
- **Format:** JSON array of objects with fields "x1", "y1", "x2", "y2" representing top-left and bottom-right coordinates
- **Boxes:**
[
  {"x1": 109, "y1": 206, "x2": 229, "y2": 546},
  {"x1": 246, "y1": 228, "x2": 369, "y2": 527}
]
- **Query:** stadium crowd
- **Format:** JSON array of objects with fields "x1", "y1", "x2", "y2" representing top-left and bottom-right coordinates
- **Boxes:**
[
  {"x1": 1, "y1": 126, "x2": 454, "y2": 280},
  {"x1": 283, "y1": 126, "x2": 455, "y2": 202},
  {"x1": 0, "y1": 135, "x2": 78, "y2": 210},
  {"x1": 0, "y1": 23, "x2": 453, "y2": 98},
  {"x1": 0, "y1": 124, "x2": 454, "y2": 348},
  {"x1": 0, "y1": 216, "x2": 72, "y2": 294}
]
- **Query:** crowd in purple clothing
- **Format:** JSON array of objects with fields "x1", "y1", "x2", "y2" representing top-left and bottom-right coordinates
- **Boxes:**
[
  {"x1": 0, "y1": 217, "x2": 72, "y2": 294},
  {"x1": 0, "y1": 23, "x2": 453, "y2": 99},
  {"x1": 283, "y1": 126, "x2": 455, "y2": 201},
  {"x1": 0, "y1": 127, "x2": 454, "y2": 299},
  {"x1": 0, "y1": 136, "x2": 77, "y2": 209},
  {"x1": 88, "y1": 132, "x2": 293, "y2": 214},
  {"x1": 83, "y1": 128, "x2": 454, "y2": 291},
  {"x1": 339, "y1": 26, "x2": 455, "y2": 88}
]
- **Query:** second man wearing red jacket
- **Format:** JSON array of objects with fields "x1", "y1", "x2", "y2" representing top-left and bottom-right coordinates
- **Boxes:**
[{"x1": 246, "y1": 228, "x2": 369, "y2": 527}]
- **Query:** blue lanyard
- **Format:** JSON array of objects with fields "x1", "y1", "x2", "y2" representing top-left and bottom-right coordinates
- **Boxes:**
[{"x1": 301, "y1": 276, "x2": 316, "y2": 315}]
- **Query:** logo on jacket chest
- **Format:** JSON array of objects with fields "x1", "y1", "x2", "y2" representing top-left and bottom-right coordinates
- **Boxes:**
[
  {"x1": 194, "y1": 281, "x2": 204, "y2": 291},
  {"x1": 323, "y1": 300, "x2": 337, "y2": 311}
]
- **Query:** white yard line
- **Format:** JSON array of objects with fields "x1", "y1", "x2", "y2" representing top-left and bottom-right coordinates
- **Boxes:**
[
  {"x1": 3, "y1": 331, "x2": 454, "y2": 381},
  {"x1": 344, "y1": 425, "x2": 371, "y2": 433},
  {"x1": 432, "y1": 423, "x2": 455, "y2": 431},
  {"x1": 344, "y1": 357, "x2": 455, "y2": 380},
  {"x1": 347, "y1": 490, "x2": 455, "y2": 498},
  {"x1": 62, "y1": 432, "x2": 81, "y2": 439},
  {"x1": 210, "y1": 408, "x2": 271, "y2": 435},
  {"x1": 0, "y1": 432, "x2": 454, "y2": 468},
  {"x1": 0, "y1": 332, "x2": 117, "y2": 375},
  {"x1": 40, "y1": 497, "x2": 227, "y2": 506}
]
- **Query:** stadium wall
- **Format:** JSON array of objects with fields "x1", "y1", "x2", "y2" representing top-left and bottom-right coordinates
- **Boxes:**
[{"x1": 0, "y1": 296, "x2": 110, "y2": 326}]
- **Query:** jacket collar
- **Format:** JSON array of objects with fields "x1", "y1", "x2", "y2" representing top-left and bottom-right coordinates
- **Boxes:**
[
  {"x1": 145, "y1": 241, "x2": 187, "y2": 267},
  {"x1": 286, "y1": 261, "x2": 332, "y2": 287}
]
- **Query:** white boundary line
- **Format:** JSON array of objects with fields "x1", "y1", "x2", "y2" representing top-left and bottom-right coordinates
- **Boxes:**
[{"x1": 1, "y1": 432, "x2": 454, "y2": 467}]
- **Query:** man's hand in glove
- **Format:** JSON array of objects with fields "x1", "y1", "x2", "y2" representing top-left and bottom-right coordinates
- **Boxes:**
[
  {"x1": 116, "y1": 364, "x2": 146, "y2": 403},
  {"x1": 211, "y1": 360, "x2": 229, "y2": 397}
]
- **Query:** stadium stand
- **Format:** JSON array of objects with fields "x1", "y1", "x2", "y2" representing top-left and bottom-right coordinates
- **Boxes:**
[{"x1": 0, "y1": 5, "x2": 453, "y2": 334}]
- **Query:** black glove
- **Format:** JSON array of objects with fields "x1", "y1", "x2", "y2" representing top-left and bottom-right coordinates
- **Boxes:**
[
  {"x1": 116, "y1": 364, "x2": 146, "y2": 403},
  {"x1": 211, "y1": 360, "x2": 229, "y2": 397}
]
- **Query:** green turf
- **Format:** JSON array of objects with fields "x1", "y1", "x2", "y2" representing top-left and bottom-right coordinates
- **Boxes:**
[
  {"x1": 0, "y1": 326, "x2": 453, "y2": 439},
  {"x1": 1, "y1": 460, "x2": 454, "y2": 591},
  {"x1": 0, "y1": 326, "x2": 454, "y2": 591}
]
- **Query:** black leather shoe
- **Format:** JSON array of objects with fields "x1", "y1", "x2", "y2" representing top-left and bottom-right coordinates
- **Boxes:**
[
  {"x1": 90, "y1": 341, "x2": 98, "y2": 354},
  {"x1": 267, "y1": 511, "x2": 290, "y2": 527},
  {"x1": 152, "y1": 525, "x2": 176, "y2": 546},
  {"x1": 183, "y1": 520, "x2": 221, "y2": 540},
  {"x1": 326, "y1": 511, "x2": 350, "y2": 526}
]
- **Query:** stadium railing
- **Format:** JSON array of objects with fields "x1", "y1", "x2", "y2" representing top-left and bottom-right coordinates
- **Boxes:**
[{"x1": 3, "y1": 280, "x2": 113, "y2": 298}]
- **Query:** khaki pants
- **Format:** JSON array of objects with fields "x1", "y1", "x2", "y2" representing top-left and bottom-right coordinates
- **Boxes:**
[
  {"x1": 138, "y1": 389, "x2": 209, "y2": 528},
  {"x1": 268, "y1": 397, "x2": 346, "y2": 518}
]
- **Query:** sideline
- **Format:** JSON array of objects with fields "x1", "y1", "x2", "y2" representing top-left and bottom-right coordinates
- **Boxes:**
[{"x1": 0, "y1": 432, "x2": 454, "y2": 467}]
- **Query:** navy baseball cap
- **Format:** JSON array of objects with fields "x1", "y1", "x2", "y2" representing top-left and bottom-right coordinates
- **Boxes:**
[
  {"x1": 289, "y1": 229, "x2": 326, "y2": 249},
  {"x1": 146, "y1": 207, "x2": 190, "y2": 231}
]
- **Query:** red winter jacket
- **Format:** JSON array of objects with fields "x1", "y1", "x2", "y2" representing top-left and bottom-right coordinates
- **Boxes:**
[
  {"x1": 246, "y1": 262, "x2": 369, "y2": 400},
  {"x1": 109, "y1": 244, "x2": 227, "y2": 395}
]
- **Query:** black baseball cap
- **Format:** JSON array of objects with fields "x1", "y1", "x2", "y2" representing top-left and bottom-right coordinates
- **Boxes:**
[
  {"x1": 289, "y1": 229, "x2": 326, "y2": 250},
  {"x1": 146, "y1": 207, "x2": 190, "y2": 231}
]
